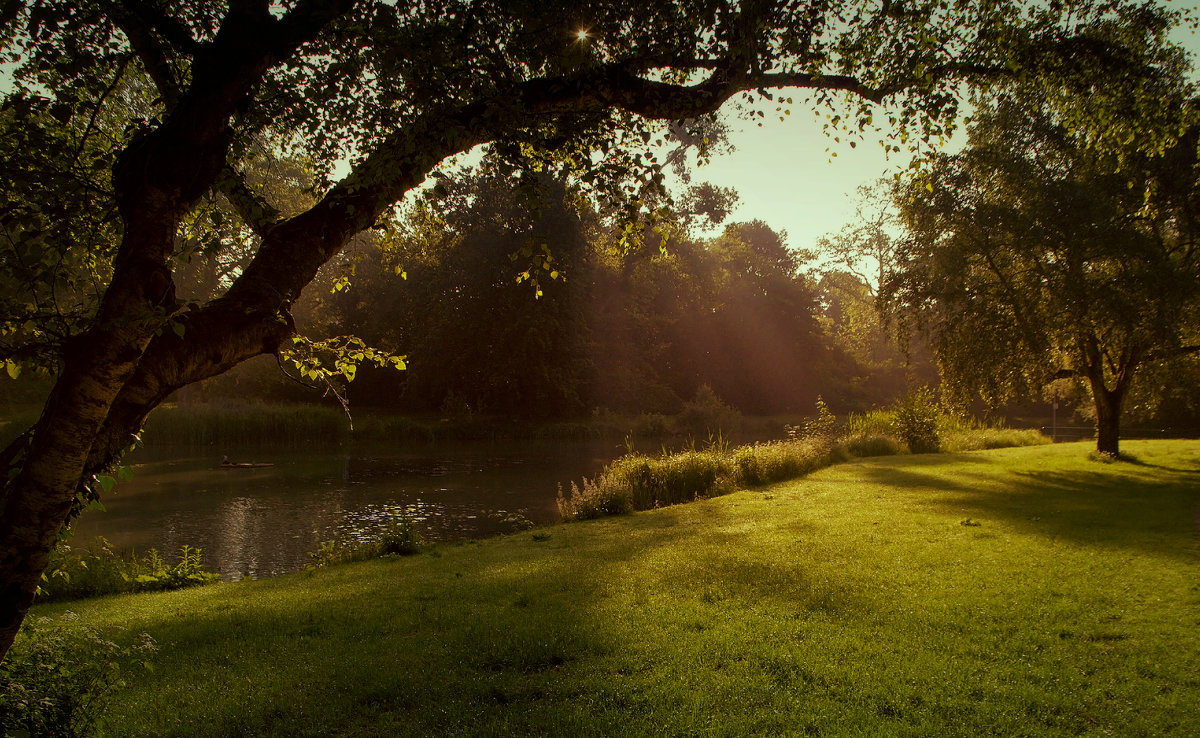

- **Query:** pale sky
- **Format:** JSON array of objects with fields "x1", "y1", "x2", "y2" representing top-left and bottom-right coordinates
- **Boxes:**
[
  {"x1": 694, "y1": 108, "x2": 910, "y2": 254},
  {"x1": 701, "y1": 12, "x2": 1200, "y2": 257}
]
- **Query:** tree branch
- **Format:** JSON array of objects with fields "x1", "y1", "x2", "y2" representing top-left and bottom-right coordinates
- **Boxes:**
[
  {"x1": 1144, "y1": 343, "x2": 1200, "y2": 363},
  {"x1": 107, "y1": 1, "x2": 183, "y2": 106},
  {"x1": 214, "y1": 165, "x2": 281, "y2": 237},
  {"x1": 114, "y1": 0, "x2": 201, "y2": 54}
]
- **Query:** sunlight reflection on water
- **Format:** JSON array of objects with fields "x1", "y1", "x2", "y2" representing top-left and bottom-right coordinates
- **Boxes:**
[{"x1": 70, "y1": 440, "x2": 618, "y2": 581}]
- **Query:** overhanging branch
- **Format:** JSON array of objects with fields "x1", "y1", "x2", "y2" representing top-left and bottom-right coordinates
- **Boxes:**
[{"x1": 215, "y1": 166, "x2": 281, "y2": 237}]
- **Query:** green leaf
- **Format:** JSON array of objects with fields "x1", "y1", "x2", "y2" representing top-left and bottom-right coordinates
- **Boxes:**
[{"x1": 4, "y1": 359, "x2": 19, "y2": 379}]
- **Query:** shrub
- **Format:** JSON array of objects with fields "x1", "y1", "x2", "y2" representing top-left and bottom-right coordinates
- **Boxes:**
[
  {"x1": 308, "y1": 516, "x2": 421, "y2": 568},
  {"x1": 677, "y1": 385, "x2": 742, "y2": 437},
  {"x1": 38, "y1": 538, "x2": 220, "y2": 603},
  {"x1": 788, "y1": 396, "x2": 839, "y2": 447},
  {"x1": 892, "y1": 388, "x2": 942, "y2": 454},
  {"x1": 0, "y1": 615, "x2": 156, "y2": 738}
]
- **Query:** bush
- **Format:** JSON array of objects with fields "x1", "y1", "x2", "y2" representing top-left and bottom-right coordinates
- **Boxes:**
[
  {"x1": 892, "y1": 388, "x2": 942, "y2": 454},
  {"x1": 38, "y1": 538, "x2": 220, "y2": 603},
  {"x1": 787, "y1": 396, "x2": 839, "y2": 447},
  {"x1": 0, "y1": 615, "x2": 156, "y2": 738},
  {"x1": 308, "y1": 516, "x2": 421, "y2": 568},
  {"x1": 677, "y1": 385, "x2": 742, "y2": 438}
]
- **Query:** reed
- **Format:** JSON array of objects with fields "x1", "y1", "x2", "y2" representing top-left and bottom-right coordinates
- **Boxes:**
[
  {"x1": 559, "y1": 408, "x2": 1050, "y2": 521},
  {"x1": 141, "y1": 402, "x2": 350, "y2": 447}
]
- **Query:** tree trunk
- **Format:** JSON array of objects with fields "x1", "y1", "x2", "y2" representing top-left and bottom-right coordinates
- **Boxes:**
[
  {"x1": 1094, "y1": 390, "x2": 1122, "y2": 456},
  {"x1": 0, "y1": 322, "x2": 165, "y2": 659},
  {"x1": 0, "y1": 85, "x2": 255, "y2": 666}
]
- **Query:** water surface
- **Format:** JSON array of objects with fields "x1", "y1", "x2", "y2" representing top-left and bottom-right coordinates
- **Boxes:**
[{"x1": 71, "y1": 440, "x2": 620, "y2": 580}]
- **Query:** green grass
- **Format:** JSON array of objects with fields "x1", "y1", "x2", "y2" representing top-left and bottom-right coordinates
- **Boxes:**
[{"x1": 22, "y1": 440, "x2": 1200, "y2": 736}]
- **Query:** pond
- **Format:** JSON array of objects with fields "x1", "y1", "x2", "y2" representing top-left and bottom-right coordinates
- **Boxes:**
[{"x1": 70, "y1": 439, "x2": 624, "y2": 581}]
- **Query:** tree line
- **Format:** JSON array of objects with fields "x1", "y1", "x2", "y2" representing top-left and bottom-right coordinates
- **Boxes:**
[{"x1": 177, "y1": 170, "x2": 920, "y2": 420}]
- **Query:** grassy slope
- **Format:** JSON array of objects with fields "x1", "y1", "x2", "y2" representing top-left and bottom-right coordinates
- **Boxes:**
[{"x1": 33, "y1": 440, "x2": 1200, "y2": 737}]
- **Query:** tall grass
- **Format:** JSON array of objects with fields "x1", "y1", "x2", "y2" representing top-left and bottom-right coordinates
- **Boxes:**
[
  {"x1": 141, "y1": 402, "x2": 350, "y2": 447},
  {"x1": 558, "y1": 404, "x2": 1050, "y2": 521},
  {"x1": 133, "y1": 403, "x2": 754, "y2": 449}
]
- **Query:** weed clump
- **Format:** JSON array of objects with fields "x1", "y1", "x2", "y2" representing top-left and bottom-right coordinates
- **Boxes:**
[
  {"x1": 308, "y1": 516, "x2": 421, "y2": 568},
  {"x1": 37, "y1": 538, "x2": 219, "y2": 602},
  {"x1": 0, "y1": 614, "x2": 157, "y2": 737}
]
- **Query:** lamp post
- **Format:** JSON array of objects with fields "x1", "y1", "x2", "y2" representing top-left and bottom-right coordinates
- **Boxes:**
[{"x1": 1052, "y1": 391, "x2": 1058, "y2": 442}]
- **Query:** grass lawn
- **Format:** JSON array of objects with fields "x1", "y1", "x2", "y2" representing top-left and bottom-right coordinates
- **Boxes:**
[{"x1": 30, "y1": 440, "x2": 1200, "y2": 736}]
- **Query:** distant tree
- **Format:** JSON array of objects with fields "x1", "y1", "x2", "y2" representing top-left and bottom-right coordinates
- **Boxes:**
[
  {"x1": 814, "y1": 181, "x2": 937, "y2": 409},
  {"x1": 339, "y1": 172, "x2": 594, "y2": 418},
  {"x1": 0, "y1": 0, "x2": 1191, "y2": 660},
  {"x1": 674, "y1": 220, "x2": 831, "y2": 413},
  {"x1": 887, "y1": 90, "x2": 1200, "y2": 455},
  {"x1": 815, "y1": 179, "x2": 900, "y2": 295},
  {"x1": 815, "y1": 270, "x2": 925, "y2": 409}
]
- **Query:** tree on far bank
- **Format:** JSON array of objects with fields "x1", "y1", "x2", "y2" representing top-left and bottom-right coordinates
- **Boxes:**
[
  {"x1": 887, "y1": 89, "x2": 1200, "y2": 456},
  {"x1": 0, "y1": 0, "x2": 1192, "y2": 661}
]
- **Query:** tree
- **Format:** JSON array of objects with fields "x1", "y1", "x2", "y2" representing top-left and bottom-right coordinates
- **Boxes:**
[
  {"x1": 815, "y1": 179, "x2": 900, "y2": 294},
  {"x1": 331, "y1": 171, "x2": 596, "y2": 418},
  {"x1": 671, "y1": 220, "x2": 831, "y2": 413},
  {"x1": 0, "y1": 0, "x2": 1190, "y2": 661},
  {"x1": 887, "y1": 88, "x2": 1200, "y2": 456}
]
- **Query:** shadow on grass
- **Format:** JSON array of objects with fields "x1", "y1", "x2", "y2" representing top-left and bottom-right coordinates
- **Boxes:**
[
  {"x1": 854, "y1": 450, "x2": 1200, "y2": 563},
  {"x1": 82, "y1": 503, "x2": 741, "y2": 736}
]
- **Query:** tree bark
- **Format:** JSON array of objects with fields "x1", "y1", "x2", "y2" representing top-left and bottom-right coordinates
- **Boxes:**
[
  {"x1": 0, "y1": 5, "x2": 300, "y2": 662},
  {"x1": 1093, "y1": 386, "x2": 1123, "y2": 456},
  {"x1": 1081, "y1": 336, "x2": 1135, "y2": 458}
]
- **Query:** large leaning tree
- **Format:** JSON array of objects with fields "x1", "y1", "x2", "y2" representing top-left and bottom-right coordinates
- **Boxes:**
[
  {"x1": 0, "y1": 0, "x2": 1190, "y2": 660},
  {"x1": 887, "y1": 83, "x2": 1200, "y2": 457}
]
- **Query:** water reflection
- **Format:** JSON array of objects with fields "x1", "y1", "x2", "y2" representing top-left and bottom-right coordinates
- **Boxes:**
[{"x1": 70, "y1": 440, "x2": 617, "y2": 581}]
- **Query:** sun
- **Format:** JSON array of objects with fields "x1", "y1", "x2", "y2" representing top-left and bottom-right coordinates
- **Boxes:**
[{"x1": 574, "y1": 28, "x2": 591, "y2": 42}]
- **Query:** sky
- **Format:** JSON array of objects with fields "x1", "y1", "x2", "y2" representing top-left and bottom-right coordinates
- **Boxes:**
[
  {"x1": 700, "y1": 13, "x2": 1200, "y2": 257},
  {"x1": 692, "y1": 106, "x2": 914, "y2": 254}
]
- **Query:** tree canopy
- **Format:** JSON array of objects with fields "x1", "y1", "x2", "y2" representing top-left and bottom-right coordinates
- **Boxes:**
[
  {"x1": 0, "y1": 0, "x2": 1194, "y2": 661},
  {"x1": 887, "y1": 87, "x2": 1200, "y2": 455}
]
